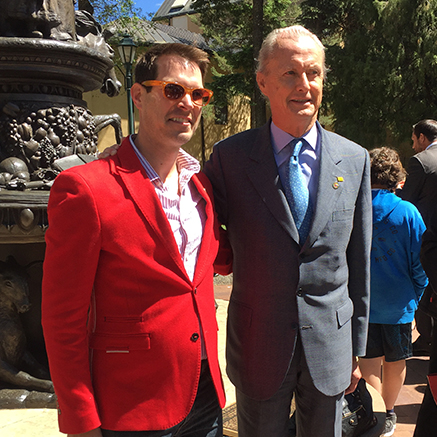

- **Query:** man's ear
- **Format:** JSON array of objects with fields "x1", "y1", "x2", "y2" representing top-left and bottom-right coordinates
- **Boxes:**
[
  {"x1": 256, "y1": 72, "x2": 266, "y2": 95},
  {"x1": 419, "y1": 133, "x2": 428, "y2": 145},
  {"x1": 131, "y1": 83, "x2": 143, "y2": 110}
]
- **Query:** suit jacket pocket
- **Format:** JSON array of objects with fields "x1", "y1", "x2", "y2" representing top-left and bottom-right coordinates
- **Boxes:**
[
  {"x1": 332, "y1": 209, "x2": 354, "y2": 221},
  {"x1": 89, "y1": 332, "x2": 151, "y2": 352},
  {"x1": 336, "y1": 299, "x2": 354, "y2": 328}
]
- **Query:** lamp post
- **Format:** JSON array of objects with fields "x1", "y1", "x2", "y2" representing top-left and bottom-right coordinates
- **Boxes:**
[{"x1": 118, "y1": 34, "x2": 137, "y2": 135}]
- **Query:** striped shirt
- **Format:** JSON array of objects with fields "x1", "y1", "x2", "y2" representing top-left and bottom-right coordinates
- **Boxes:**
[
  {"x1": 130, "y1": 137, "x2": 208, "y2": 359},
  {"x1": 130, "y1": 136, "x2": 206, "y2": 281}
]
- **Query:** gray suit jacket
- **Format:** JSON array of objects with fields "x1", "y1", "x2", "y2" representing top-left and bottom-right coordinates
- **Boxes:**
[
  {"x1": 205, "y1": 121, "x2": 371, "y2": 400},
  {"x1": 400, "y1": 144, "x2": 437, "y2": 242}
]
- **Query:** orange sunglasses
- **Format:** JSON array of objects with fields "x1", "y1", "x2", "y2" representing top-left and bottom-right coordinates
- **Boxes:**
[{"x1": 141, "y1": 80, "x2": 213, "y2": 107}]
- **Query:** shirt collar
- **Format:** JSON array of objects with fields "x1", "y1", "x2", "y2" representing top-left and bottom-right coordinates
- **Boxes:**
[
  {"x1": 271, "y1": 121, "x2": 318, "y2": 156},
  {"x1": 129, "y1": 135, "x2": 200, "y2": 188}
]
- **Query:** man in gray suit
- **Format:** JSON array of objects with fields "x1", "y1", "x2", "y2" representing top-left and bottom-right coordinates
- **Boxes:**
[{"x1": 204, "y1": 25, "x2": 372, "y2": 437}]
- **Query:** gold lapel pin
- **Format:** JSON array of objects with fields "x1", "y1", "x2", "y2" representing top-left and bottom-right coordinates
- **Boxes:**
[{"x1": 333, "y1": 176, "x2": 344, "y2": 189}]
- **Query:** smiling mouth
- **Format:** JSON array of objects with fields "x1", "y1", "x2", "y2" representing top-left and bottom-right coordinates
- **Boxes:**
[
  {"x1": 291, "y1": 99, "x2": 312, "y2": 105},
  {"x1": 170, "y1": 117, "x2": 192, "y2": 125}
]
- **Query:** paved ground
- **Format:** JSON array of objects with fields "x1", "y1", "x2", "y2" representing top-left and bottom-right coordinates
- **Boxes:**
[{"x1": 0, "y1": 282, "x2": 429, "y2": 436}]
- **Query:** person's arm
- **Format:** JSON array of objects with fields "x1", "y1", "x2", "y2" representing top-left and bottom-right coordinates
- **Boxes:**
[
  {"x1": 399, "y1": 156, "x2": 426, "y2": 203},
  {"x1": 346, "y1": 149, "x2": 372, "y2": 386},
  {"x1": 203, "y1": 145, "x2": 228, "y2": 231},
  {"x1": 409, "y1": 205, "x2": 429, "y2": 298},
  {"x1": 42, "y1": 170, "x2": 102, "y2": 434},
  {"x1": 204, "y1": 146, "x2": 233, "y2": 276},
  {"x1": 214, "y1": 225, "x2": 233, "y2": 276}
]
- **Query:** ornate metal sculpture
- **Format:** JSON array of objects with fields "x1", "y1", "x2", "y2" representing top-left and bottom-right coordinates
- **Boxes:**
[
  {"x1": 0, "y1": 0, "x2": 122, "y2": 190},
  {"x1": 0, "y1": 0, "x2": 123, "y2": 408},
  {"x1": 0, "y1": 0, "x2": 122, "y2": 241}
]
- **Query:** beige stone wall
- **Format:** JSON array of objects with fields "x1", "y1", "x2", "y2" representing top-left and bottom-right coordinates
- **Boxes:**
[
  {"x1": 170, "y1": 15, "x2": 202, "y2": 33},
  {"x1": 201, "y1": 96, "x2": 251, "y2": 162}
]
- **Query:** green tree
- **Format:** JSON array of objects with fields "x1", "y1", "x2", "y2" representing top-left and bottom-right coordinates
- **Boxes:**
[
  {"x1": 300, "y1": 0, "x2": 437, "y2": 149},
  {"x1": 381, "y1": 0, "x2": 437, "y2": 141},
  {"x1": 193, "y1": 0, "x2": 300, "y2": 128},
  {"x1": 84, "y1": 0, "x2": 145, "y2": 26}
]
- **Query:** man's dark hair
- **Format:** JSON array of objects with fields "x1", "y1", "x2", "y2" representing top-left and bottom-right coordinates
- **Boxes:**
[
  {"x1": 369, "y1": 147, "x2": 406, "y2": 191},
  {"x1": 135, "y1": 43, "x2": 210, "y2": 84},
  {"x1": 413, "y1": 119, "x2": 437, "y2": 142}
]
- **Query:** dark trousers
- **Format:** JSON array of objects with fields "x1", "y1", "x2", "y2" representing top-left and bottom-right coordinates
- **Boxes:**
[
  {"x1": 101, "y1": 361, "x2": 223, "y2": 437},
  {"x1": 414, "y1": 242, "x2": 437, "y2": 436}
]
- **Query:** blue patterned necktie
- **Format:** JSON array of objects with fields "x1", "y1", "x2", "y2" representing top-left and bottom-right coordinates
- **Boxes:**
[{"x1": 284, "y1": 138, "x2": 313, "y2": 244}]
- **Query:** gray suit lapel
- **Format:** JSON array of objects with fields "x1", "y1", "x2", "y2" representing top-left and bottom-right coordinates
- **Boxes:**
[
  {"x1": 245, "y1": 123, "x2": 299, "y2": 243},
  {"x1": 307, "y1": 127, "x2": 344, "y2": 246}
]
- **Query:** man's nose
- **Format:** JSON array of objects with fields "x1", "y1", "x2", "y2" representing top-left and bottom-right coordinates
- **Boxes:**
[
  {"x1": 179, "y1": 92, "x2": 195, "y2": 108},
  {"x1": 296, "y1": 73, "x2": 311, "y2": 90}
]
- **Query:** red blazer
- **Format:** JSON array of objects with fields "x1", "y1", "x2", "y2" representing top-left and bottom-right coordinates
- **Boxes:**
[{"x1": 42, "y1": 138, "x2": 225, "y2": 434}]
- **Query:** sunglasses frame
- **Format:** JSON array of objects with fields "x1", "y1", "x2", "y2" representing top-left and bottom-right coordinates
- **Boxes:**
[{"x1": 141, "y1": 80, "x2": 213, "y2": 107}]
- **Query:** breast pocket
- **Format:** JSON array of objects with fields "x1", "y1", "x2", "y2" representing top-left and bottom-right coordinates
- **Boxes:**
[{"x1": 332, "y1": 209, "x2": 354, "y2": 222}]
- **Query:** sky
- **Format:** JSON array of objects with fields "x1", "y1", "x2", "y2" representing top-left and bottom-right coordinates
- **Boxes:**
[{"x1": 134, "y1": 0, "x2": 163, "y2": 15}]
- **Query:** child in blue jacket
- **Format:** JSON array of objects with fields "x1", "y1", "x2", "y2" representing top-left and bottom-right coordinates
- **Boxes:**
[{"x1": 359, "y1": 147, "x2": 428, "y2": 437}]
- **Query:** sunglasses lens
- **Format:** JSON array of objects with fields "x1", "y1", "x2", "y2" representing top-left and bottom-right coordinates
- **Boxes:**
[
  {"x1": 192, "y1": 89, "x2": 210, "y2": 105},
  {"x1": 164, "y1": 83, "x2": 185, "y2": 100}
]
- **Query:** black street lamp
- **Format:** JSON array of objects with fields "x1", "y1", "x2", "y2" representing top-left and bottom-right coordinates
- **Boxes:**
[{"x1": 118, "y1": 34, "x2": 137, "y2": 135}]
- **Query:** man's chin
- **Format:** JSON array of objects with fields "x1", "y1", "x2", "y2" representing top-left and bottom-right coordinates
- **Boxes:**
[{"x1": 175, "y1": 131, "x2": 195, "y2": 145}]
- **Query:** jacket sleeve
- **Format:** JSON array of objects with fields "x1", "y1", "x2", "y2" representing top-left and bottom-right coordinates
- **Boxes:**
[
  {"x1": 41, "y1": 170, "x2": 102, "y2": 434},
  {"x1": 400, "y1": 156, "x2": 426, "y2": 204},
  {"x1": 204, "y1": 149, "x2": 233, "y2": 275},
  {"x1": 408, "y1": 205, "x2": 429, "y2": 298},
  {"x1": 214, "y1": 225, "x2": 233, "y2": 275},
  {"x1": 346, "y1": 149, "x2": 372, "y2": 357}
]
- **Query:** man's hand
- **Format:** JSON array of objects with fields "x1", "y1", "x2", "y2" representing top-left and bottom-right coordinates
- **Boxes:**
[
  {"x1": 68, "y1": 428, "x2": 103, "y2": 437},
  {"x1": 98, "y1": 142, "x2": 122, "y2": 159},
  {"x1": 345, "y1": 356, "x2": 362, "y2": 395}
]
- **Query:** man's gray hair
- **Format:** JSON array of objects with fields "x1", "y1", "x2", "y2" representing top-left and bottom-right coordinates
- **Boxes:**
[{"x1": 257, "y1": 25, "x2": 326, "y2": 75}]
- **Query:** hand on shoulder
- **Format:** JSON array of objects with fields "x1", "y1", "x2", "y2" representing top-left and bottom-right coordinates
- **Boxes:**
[{"x1": 98, "y1": 141, "x2": 123, "y2": 159}]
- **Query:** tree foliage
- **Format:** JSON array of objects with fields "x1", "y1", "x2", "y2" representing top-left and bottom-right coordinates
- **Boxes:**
[
  {"x1": 193, "y1": 0, "x2": 300, "y2": 125},
  {"x1": 84, "y1": 0, "x2": 437, "y2": 147},
  {"x1": 301, "y1": 0, "x2": 437, "y2": 149},
  {"x1": 86, "y1": 0, "x2": 145, "y2": 26}
]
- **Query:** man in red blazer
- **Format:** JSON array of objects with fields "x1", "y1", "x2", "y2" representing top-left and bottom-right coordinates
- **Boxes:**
[{"x1": 42, "y1": 43, "x2": 226, "y2": 437}]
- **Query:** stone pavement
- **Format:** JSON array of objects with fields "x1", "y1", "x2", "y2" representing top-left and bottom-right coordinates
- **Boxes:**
[{"x1": 0, "y1": 281, "x2": 429, "y2": 436}]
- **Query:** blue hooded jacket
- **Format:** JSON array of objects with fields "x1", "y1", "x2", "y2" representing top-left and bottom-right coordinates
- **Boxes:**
[{"x1": 370, "y1": 189, "x2": 428, "y2": 324}]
